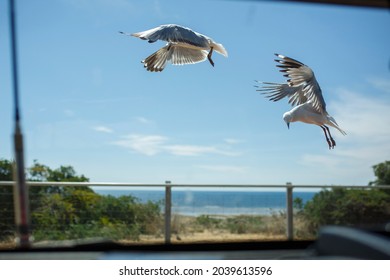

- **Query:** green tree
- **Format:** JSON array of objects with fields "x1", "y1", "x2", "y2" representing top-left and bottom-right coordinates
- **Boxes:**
[
  {"x1": 1, "y1": 158, "x2": 163, "y2": 242},
  {"x1": 28, "y1": 160, "x2": 90, "y2": 194},
  {"x1": 0, "y1": 159, "x2": 15, "y2": 240},
  {"x1": 369, "y1": 161, "x2": 390, "y2": 195},
  {"x1": 45, "y1": 165, "x2": 88, "y2": 182},
  {"x1": 0, "y1": 159, "x2": 13, "y2": 181},
  {"x1": 28, "y1": 160, "x2": 51, "y2": 182},
  {"x1": 370, "y1": 161, "x2": 390, "y2": 185},
  {"x1": 0, "y1": 159, "x2": 91, "y2": 240}
]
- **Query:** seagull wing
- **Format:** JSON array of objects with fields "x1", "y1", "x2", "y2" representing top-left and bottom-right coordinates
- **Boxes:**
[
  {"x1": 131, "y1": 24, "x2": 210, "y2": 48},
  {"x1": 142, "y1": 43, "x2": 208, "y2": 72},
  {"x1": 255, "y1": 81, "x2": 308, "y2": 107},
  {"x1": 169, "y1": 44, "x2": 208, "y2": 65},
  {"x1": 274, "y1": 54, "x2": 326, "y2": 113},
  {"x1": 142, "y1": 45, "x2": 171, "y2": 72}
]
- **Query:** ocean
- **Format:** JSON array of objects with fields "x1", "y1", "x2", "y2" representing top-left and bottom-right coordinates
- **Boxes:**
[{"x1": 94, "y1": 188, "x2": 317, "y2": 216}]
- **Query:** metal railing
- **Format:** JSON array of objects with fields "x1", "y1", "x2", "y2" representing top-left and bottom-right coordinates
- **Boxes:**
[{"x1": 1, "y1": 181, "x2": 389, "y2": 244}]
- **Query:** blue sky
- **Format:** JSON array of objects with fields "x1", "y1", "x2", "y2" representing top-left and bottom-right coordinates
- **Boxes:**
[{"x1": 1, "y1": 0, "x2": 389, "y2": 186}]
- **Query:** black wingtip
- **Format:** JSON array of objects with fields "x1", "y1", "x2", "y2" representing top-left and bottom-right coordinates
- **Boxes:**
[
  {"x1": 275, "y1": 59, "x2": 285, "y2": 64},
  {"x1": 275, "y1": 53, "x2": 284, "y2": 59},
  {"x1": 119, "y1": 31, "x2": 131, "y2": 36}
]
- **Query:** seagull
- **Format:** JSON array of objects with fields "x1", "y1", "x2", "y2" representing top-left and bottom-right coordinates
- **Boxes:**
[
  {"x1": 120, "y1": 24, "x2": 228, "y2": 72},
  {"x1": 255, "y1": 54, "x2": 346, "y2": 149}
]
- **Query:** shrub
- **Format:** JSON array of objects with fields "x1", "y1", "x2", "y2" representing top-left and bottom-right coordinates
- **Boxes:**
[
  {"x1": 302, "y1": 188, "x2": 390, "y2": 234},
  {"x1": 195, "y1": 215, "x2": 223, "y2": 229},
  {"x1": 225, "y1": 215, "x2": 264, "y2": 234},
  {"x1": 31, "y1": 192, "x2": 162, "y2": 241}
]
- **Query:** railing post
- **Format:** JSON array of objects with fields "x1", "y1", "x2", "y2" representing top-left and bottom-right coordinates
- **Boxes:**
[
  {"x1": 286, "y1": 182, "x2": 293, "y2": 241},
  {"x1": 164, "y1": 180, "x2": 172, "y2": 244}
]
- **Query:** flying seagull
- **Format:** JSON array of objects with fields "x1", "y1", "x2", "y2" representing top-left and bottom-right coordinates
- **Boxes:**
[
  {"x1": 120, "y1": 24, "x2": 228, "y2": 72},
  {"x1": 255, "y1": 54, "x2": 346, "y2": 149}
]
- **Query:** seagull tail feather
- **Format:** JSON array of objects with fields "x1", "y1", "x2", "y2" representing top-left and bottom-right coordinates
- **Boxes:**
[
  {"x1": 212, "y1": 43, "x2": 228, "y2": 57},
  {"x1": 328, "y1": 116, "x2": 347, "y2": 135}
]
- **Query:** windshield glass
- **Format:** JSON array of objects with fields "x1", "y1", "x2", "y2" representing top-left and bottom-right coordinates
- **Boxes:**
[{"x1": 0, "y1": 0, "x2": 389, "y2": 249}]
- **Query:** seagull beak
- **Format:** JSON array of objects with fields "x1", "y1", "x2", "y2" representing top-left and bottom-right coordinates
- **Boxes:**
[{"x1": 287, "y1": 122, "x2": 290, "y2": 129}]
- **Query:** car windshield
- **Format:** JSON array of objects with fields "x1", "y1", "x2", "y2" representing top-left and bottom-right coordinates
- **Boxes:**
[{"x1": 0, "y1": 0, "x2": 389, "y2": 250}]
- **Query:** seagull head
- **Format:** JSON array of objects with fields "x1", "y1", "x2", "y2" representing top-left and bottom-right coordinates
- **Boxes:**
[{"x1": 283, "y1": 112, "x2": 292, "y2": 129}]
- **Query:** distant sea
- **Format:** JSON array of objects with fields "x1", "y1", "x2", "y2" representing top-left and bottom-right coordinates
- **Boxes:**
[{"x1": 94, "y1": 189, "x2": 317, "y2": 216}]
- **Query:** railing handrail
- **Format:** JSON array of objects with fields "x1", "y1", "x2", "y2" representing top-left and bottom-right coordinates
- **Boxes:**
[
  {"x1": 2, "y1": 180, "x2": 390, "y2": 243},
  {"x1": 1, "y1": 181, "x2": 390, "y2": 189}
]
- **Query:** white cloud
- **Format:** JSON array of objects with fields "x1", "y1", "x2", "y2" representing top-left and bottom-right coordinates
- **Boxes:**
[
  {"x1": 112, "y1": 134, "x2": 241, "y2": 157},
  {"x1": 329, "y1": 88, "x2": 390, "y2": 143},
  {"x1": 165, "y1": 145, "x2": 239, "y2": 157},
  {"x1": 112, "y1": 134, "x2": 167, "y2": 156},
  {"x1": 224, "y1": 138, "x2": 244, "y2": 145},
  {"x1": 300, "y1": 87, "x2": 390, "y2": 183},
  {"x1": 93, "y1": 126, "x2": 113, "y2": 133},
  {"x1": 135, "y1": 117, "x2": 153, "y2": 124}
]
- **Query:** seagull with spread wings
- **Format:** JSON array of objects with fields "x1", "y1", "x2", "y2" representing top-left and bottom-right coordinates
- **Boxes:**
[
  {"x1": 255, "y1": 54, "x2": 346, "y2": 149},
  {"x1": 120, "y1": 24, "x2": 228, "y2": 72}
]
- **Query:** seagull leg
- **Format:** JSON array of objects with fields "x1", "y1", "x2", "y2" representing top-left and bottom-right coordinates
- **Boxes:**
[
  {"x1": 207, "y1": 47, "x2": 214, "y2": 67},
  {"x1": 324, "y1": 125, "x2": 336, "y2": 148},
  {"x1": 320, "y1": 125, "x2": 333, "y2": 149}
]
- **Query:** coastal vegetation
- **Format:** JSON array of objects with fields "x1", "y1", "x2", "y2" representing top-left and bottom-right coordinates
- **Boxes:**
[
  {"x1": 0, "y1": 159, "x2": 162, "y2": 242},
  {"x1": 1, "y1": 158, "x2": 390, "y2": 245},
  {"x1": 300, "y1": 160, "x2": 390, "y2": 234}
]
